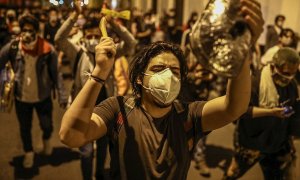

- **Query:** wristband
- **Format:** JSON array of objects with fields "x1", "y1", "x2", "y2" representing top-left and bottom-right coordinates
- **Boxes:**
[{"x1": 85, "y1": 72, "x2": 106, "y2": 85}]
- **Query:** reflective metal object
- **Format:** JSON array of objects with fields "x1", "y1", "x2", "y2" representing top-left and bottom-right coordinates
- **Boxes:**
[
  {"x1": 0, "y1": 62, "x2": 15, "y2": 113},
  {"x1": 190, "y1": 0, "x2": 252, "y2": 77}
]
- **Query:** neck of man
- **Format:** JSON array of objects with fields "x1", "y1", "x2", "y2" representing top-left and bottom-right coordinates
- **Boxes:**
[{"x1": 141, "y1": 93, "x2": 172, "y2": 119}]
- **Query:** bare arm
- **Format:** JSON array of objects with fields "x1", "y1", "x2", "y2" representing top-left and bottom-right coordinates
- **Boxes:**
[
  {"x1": 201, "y1": 0, "x2": 264, "y2": 132},
  {"x1": 59, "y1": 37, "x2": 116, "y2": 147},
  {"x1": 202, "y1": 59, "x2": 251, "y2": 131},
  {"x1": 252, "y1": 106, "x2": 292, "y2": 119}
]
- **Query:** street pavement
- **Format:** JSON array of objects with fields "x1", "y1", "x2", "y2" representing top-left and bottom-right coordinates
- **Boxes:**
[{"x1": 0, "y1": 98, "x2": 299, "y2": 180}]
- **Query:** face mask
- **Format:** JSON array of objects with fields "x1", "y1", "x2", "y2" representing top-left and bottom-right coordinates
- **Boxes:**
[
  {"x1": 85, "y1": 38, "x2": 99, "y2": 53},
  {"x1": 272, "y1": 68, "x2": 294, "y2": 87},
  {"x1": 142, "y1": 68, "x2": 181, "y2": 105},
  {"x1": 77, "y1": 18, "x2": 86, "y2": 27},
  {"x1": 281, "y1": 37, "x2": 292, "y2": 47},
  {"x1": 168, "y1": 19, "x2": 176, "y2": 27},
  {"x1": 12, "y1": 26, "x2": 21, "y2": 34},
  {"x1": 21, "y1": 31, "x2": 37, "y2": 49},
  {"x1": 49, "y1": 16, "x2": 58, "y2": 23},
  {"x1": 22, "y1": 36, "x2": 38, "y2": 50},
  {"x1": 276, "y1": 21, "x2": 284, "y2": 28}
]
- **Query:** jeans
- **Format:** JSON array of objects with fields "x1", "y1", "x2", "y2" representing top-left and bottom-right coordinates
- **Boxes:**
[{"x1": 15, "y1": 97, "x2": 53, "y2": 152}]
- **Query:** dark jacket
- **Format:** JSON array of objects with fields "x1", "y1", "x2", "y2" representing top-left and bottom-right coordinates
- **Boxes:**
[{"x1": 0, "y1": 38, "x2": 67, "y2": 104}]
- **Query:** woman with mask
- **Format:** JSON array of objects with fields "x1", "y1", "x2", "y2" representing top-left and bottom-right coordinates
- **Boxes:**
[
  {"x1": 223, "y1": 47, "x2": 300, "y2": 180},
  {"x1": 54, "y1": 1, "x2": 137, "y2": 179},
  {"x1": 59, "y1": 0, "x2": 264, "y2": 178}
]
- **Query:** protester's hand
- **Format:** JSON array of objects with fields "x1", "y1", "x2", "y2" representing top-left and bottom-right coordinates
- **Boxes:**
[
  {"x1": 74, "y1": 0, "x2": 83, "y2": 14},
  {"x1": 240, "y1": 0, "x2": 264, "y2": 44},
  {"x1": 92, "y1": 37, "x2": 116, "y2": 79},
  {"x1": 270, "y1": 107, "x2": 295, "y2": 119}
]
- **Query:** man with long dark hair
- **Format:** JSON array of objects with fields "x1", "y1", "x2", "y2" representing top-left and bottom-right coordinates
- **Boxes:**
[{"x1": 59, "y1": 0, "x2": 264, "y2": 179}]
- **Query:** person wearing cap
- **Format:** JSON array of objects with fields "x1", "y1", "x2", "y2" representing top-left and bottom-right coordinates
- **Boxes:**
[{"x1": 224, "y1": 47, "x2": 300, "y2": 179}]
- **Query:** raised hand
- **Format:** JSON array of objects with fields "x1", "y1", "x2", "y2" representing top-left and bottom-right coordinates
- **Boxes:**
[
  {"x1": 92, "y1": 37, "x2": 117, "y2": 79},
  {"x1": 240, "y1": 0, "x2": 265, "y2": 44},
  {"x1": 73, "y1": 0, "x2": 83, "y2": 14}
]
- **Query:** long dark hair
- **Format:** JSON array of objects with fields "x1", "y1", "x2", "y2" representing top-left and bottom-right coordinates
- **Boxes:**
[{"x1": 129, "y1": 41, "x2": 188, "y2": 97}]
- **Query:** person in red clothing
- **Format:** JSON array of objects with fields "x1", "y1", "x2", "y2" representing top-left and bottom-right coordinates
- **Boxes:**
[{"x1": 0, "y1": 15, "x2": 67, "y2": 168}]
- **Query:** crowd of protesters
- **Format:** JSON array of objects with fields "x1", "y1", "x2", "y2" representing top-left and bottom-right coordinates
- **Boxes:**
[{"x1": 0, "y1": 1, "x2": 300, "y2": 180}]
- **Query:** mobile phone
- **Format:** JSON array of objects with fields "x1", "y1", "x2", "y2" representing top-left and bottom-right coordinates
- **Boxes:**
[{"x1": 283, "y1": 106, "x2": 293, "y2": 115}]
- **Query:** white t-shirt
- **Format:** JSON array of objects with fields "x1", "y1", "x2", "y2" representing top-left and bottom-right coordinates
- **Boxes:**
[{"x1": 20, "y1": 53, "x2": 39, "y2": 103}]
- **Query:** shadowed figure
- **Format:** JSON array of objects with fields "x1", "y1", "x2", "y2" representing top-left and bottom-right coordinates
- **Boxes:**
[
  {"x1": 9, "y1": 147, "x2": 80, "y2": 179},
  {"x1": 205, "y1": 144, "x2": 234, "y2": 172}
]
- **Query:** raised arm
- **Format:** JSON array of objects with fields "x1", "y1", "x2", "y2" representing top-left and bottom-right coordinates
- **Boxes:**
[
  {"x1": 201, "y1": 0, "x2": 264, "y2": 132},
  {"x1": 59, "y1": 37, "x2": 116, "y2": 147},
  {"x1": 54, "y1": 0, "x2": 81, "y2": 64},
  {"x1": 106, "y1": 17, "x2": 137, "y2": 60}
]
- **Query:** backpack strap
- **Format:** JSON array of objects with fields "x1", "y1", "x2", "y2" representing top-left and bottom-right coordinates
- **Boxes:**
[
  {"x1": 173, "y1": 99, "x2": 185, "y2": 113},
  {"x1": 116, "y1": 96, "x2": 135, "y2": 119}
]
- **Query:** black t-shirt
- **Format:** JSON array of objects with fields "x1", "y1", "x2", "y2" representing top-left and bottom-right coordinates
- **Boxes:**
[
  {"x1": 93, "y1": 96, "x2": 207, "y2": 180},
  {"x1": 44, "y1": 22, "x2": 61, "y2": 45}
]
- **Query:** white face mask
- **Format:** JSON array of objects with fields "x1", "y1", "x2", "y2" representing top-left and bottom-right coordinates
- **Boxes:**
[
  {"x1": 12, "y1": 26, "x2": 21, "y2": 34},
  {"x1": 86, "y1": 38, "x2": 99, "y2": 53},
  {"x1": 21, "y1": 33, "x2": 38, "y2": 50},
  {"x1": 142, "y1": 68, "x2": 181, "y2": 105},
  {"x1": 49, "y1": 16, "x2": 58, "y2": 23}
]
